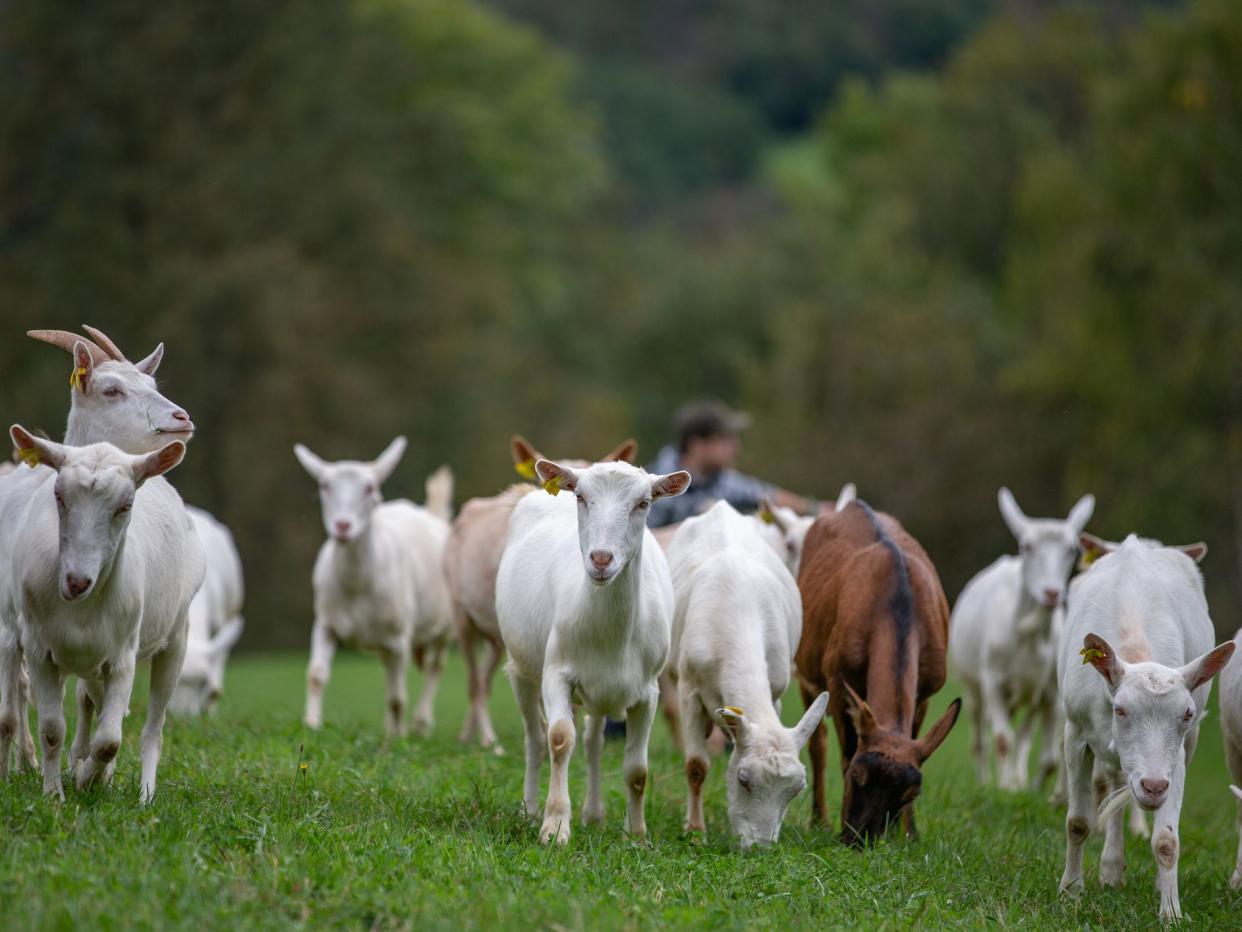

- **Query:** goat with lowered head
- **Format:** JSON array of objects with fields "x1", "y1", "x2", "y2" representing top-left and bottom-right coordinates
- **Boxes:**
[
  {"x1": 666, "y1": 501, "x2": 827, "y2": 847},
  {"x1": 444, "y1": 435, "x2": 636, "y2": 753},
  {"x1": 1221, "y1": 627, "x2": 1242, "y2": 890},
  {"x1": 170, "y1": 506, "x2": 246, "y2": 716},
  {"x1": 1059, "y1": 534, "x2": 1233, "y2": 921},
  {"x1": 497, "y1": 458, "x2": 689, "y2": 845},
  {"x1": 7, "y1": 427, "x2": 204, "y2": 803},
  {"x1": 0, "y1": 327, "x2": 193, "y2": 776},
  {"x1": 295, "y1": 437, "x2": 453, "y2": 737},
  {"x1": 950, "y1": 488, "x2": 1094, "y2": 791}
]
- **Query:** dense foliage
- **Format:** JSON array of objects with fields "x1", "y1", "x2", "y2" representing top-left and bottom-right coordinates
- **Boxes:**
[{"x1": 1, "y1": 0, "x2": 1238, "y2": 648}]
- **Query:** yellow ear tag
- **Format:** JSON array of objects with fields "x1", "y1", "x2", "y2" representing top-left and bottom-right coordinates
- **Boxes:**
[
  {"x1": 1081, "y1": 548, "x2": 1099, "y2": 567},
  {"x1": 1080, "y1": 647, "x2": 1105, "y2": 665},
  {"x1": 542, "y1": 474, "x2": 563, "y2": 496},
  {"x1": 758, "y1": 508, "x2": 775, "y2": 525},
  {"x1": 17, "y1": 446, "x2": 40, "y2": 468},
  {"x1": 69, "y1": 366, "x2": 87, "y2": 391},
  {"x1": 722, "y1": 706, "x2": 745, "y2": 717},
  {"x1": 514, "y1": 458, "x2": 537, "y2": 481}
]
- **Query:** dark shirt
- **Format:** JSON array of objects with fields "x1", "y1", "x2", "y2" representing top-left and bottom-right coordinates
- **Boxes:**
[{"x1": 646, "y1": 445, "x2": 773, "y2": 528}]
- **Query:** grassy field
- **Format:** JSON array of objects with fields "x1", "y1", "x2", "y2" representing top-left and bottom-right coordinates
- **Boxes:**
[{"x1": 2, "y1": 651, "x2": 1240, "y2": 930}]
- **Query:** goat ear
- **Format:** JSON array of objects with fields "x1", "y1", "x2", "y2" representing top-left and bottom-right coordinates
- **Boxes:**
[
  {"x1": 916, "y1": 698, "x2": 962, "y2": 763},
  {"x1": 71, "y1": 341, "x2": 95, "y2": 394},
  {"x1": 1231, "y1": 785, "x2": 1242, "y2": 803},
  {"x1": 134, "y1": 440, "x2": 185, "y2": 483},
  {"x1": 790, "y1": 692, "x2": 829, "y2": 749},
  {"x1": 601, "y1": 438, "x2": 637, "y2": 463},
  {"x1": 511, "y1": 435, "x2": 540, "y2": 480},
  {"x1": 10, "y1": 425, "x2": 65, "y2": 470},
  {"x1": 1173, "y1": 541, "x2": 1208, "y2": 563},
  {"x1": 1081, "y1": 633, "x2": 1126, "y2": 691},
  {"x1": 209, "y1": 617, "x2": 244, "y2": 658},
  {"x1": 371, "y1": 436, "x2": 407, "y2": 485},
  {"x1": 534, "y1": 459, "x2": 578, "y2": 495},
  {"x1": 1181, "y1": 641, "x2": 1235, "y2": 692},
  {"x1": 1078, "y1": 532, "x2": 1115, "y2": 570},
  {"x1": 997, "y1": 487, "x2": 1027, "y2": 541},
  {"x1": 1067, "y1": 494, "x2": 1095, "y2": 534},
  {"x1": 834, "y1": 482, "x2": 857, "y2": 511},
  {"x1": 293, "y1": 444, "x2": 328, "y2": 482},
  {"x1": 841, "y1": 682, "x2": 878, "y2": 738},
  {"x1": 134, "y1": 342, "x2": 164, "y2": 376},
  {"x1": 715, "y1": 707, "x2": 749, "y2": 745},
  {"x1": 652, "y1": 470, "x2": 691, "y2": 500}
]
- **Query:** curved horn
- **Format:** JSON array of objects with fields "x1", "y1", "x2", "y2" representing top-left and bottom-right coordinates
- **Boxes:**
[
  {"x1": 81, "y1": 325, "x2": 126, "y2": 361},
  {"x1": 27, "y1": 330, "x2": 111, "y2": 365}
]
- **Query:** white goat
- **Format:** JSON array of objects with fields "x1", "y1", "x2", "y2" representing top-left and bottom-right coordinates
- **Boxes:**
[
  {"x1": 496, "y1": 459, "x2": 690, "y2": 845},
  {"x1": 443, "y1": 435, "x2": 637, "y2": 754},
  {"x1": 757, "y1": 482, "x2": 856, "y2": 576},
  {"x1": 7, "y1": 427, "x2": 204, "y2": 803},
  {"x1": 1, "y1": 327, "x2": 192, "y2": 776},
  {"x1": 295, "y1": 438, "x2": 453, "y2": 737},
  {"x1": 950, "y1": 488, "x2": 1094, "y2": 791},
  {"x1": 1058, "y1": 535, "x2": 1233, "y2": 921},
  {"x1": 170, "y1": 506, "x2": 246, "y2": 716},
  {"x1": 1220, "y1": 627, "x2": 1242, "y2": 889},
  {"x1": 666, "y1": 501, "x2": 827, "y2": 847}
]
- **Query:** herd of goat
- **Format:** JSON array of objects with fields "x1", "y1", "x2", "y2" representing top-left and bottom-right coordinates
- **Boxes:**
[{"x1": 1, "y1": 326, "x2": 1241, "y2": 921}]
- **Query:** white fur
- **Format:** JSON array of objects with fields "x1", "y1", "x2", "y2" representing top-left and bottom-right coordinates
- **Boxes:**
[
  {"x1": 496, "y1": 459, "x2": 689, "y2": 845},
  {"x1": 170, "y1": 507, "x2": 245, "y2": 716},
  {"x1": 1057, "y1": 535, "x2": 1234, "y2": 921},
  {"x1": 666, "y1": 501, "x2": 825, "y2": 847},
  {"x1": 950, "y1": 489, "x2": 1093, "y2": 791},
  {"x1": 757, "y1": 483, "x2": 856, "y2": 577},
  {"x1": 5, "y1": 430, "x2": 204, "y2": 804},
  {"x1": 1219, "y1": 628, "x2": 1242, "y2": 890},
  {"x1": 0, "y1": 338, "x2": 193, "y2": 777},
  {"x1": 295, "y1": 438, "x2": 452, "y2": 737}
]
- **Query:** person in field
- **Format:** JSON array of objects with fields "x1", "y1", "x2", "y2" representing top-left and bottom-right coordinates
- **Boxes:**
[{"x1": 647, "y1": 400, "x2": 824, "y2": 528}]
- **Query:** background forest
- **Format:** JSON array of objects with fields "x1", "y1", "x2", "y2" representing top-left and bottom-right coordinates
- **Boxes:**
[{"x1": 1, "y1": 0, "x2": 1239, "y2": 648}]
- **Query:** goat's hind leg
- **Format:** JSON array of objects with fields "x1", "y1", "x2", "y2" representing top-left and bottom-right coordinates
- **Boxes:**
[
  {"x1": 622, "y1": 688, "x2": 658, "y2": 842},
  {"x1": 411, "y1": 640, "x2": 445, "y2": 737},
  {"x1": 1059, "y1": 723, "x2": 1094, "y2": 898},
  {"x1": 69, "y1": 678, "x2": 100, "y2": 782},
  {"x1": 138, "y1": 631, "x2": 187, "y2": 805},
  {"x1": 510, "y1": 668, "x2": 544, "y2": 820}
]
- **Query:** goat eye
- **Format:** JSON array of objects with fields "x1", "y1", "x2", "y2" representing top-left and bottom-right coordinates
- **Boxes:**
[
  {"x1": 1183, "y1": 708, "x2": 1194, "y2": 722},
  {"x1": 114, "y1": 503, "x2": 131, "y2": 516},
  {"x1": 576, "y1": 494, "x2": 586, "y2": 505},
  {"x1": 1114, "y1": 707, "x2": 1127, "y2": 717},
  {"x1": 634, "y1": 500, "x2": 649, "y2": 512},
  {"x1": 737, "y1": 773, "x2": 752, "y2": 792},
  {"x1": 364, "y1": 484, "x2": 375, "y2": 495},
  {"x1": 102, "y1": 387, "x2": 123, "y2": 398}
]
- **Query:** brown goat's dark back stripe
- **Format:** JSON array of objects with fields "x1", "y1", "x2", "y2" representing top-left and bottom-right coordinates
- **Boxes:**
[{"x1": 855, "y1": 500, "x2": 914, "y2": 679}]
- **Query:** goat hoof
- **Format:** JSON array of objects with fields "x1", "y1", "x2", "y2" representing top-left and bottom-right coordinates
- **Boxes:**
[
  {"x1": 1058, "y1": 876, "x2": 1084, "y2": 900},
  {"x1": 1228, "y1": 870, "x2": 1242, "y2": 891},
  {"x1": 539, "y1": 817, "x2": 570, "y2": 846}
]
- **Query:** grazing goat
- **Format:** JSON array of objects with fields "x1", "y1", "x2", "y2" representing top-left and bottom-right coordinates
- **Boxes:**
[
  {"x1": 444, "y1": 435, "x2": 636, "y2": 753},
  {"x1": 1, "y1": 327, "x2": 192, "y2": 776},
  {"x1": 795, "y1": 499, "x2": 960, "y2": 845},
  {"x1": 1058, "y1": 535, "x2": 1232, "y2": 921},
  {"x1": 496, "y1": 458, "x2": 689, "y2": 845},
  {"x1": 666, "y1": 501, "x2": 827, "y2": 847},
  {"x1": 170, "y1": 506, "x2": 246, "y2": 716},
  {"x1": 1223, "y1": 627, "x2": 1242, "y2": 890},
  {"x1": 7, "y1": 427, "x2": 204, "y2": 803},
  {"x1": 295, "y1": 437, "x2": 453, "y2": 736},
  {"x1": 949, "y1": 488, "x2": 1094, "y2": 791}
]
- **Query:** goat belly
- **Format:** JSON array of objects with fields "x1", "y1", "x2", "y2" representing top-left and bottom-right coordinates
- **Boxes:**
[{"x1": 571, "y1": 674, "x2": 650, "y2": 720}]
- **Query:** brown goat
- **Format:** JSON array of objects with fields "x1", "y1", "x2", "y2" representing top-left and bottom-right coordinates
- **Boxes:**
[
  {"x1": 444, "y1": 435, "x2": 636, "y2": 752},
  {"x1": 795, "y1": 500, "x2": 961, "y2": 845}
]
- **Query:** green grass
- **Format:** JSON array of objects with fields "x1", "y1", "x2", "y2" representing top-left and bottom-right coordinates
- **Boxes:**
[{"x1": 2, "y1": 652, "x2": 1241, "y2": 930}]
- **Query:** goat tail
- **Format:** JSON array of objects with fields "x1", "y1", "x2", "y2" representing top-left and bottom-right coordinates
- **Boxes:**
[
  {"x1": 1096, "y1": 781, "x2": 1132, "y2": 828},
  {"x1": 425, "y1": 465, "x2": 455, "y2": 523}
]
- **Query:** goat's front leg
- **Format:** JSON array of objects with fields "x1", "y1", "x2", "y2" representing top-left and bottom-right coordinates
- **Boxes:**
[
  {"x1": 623, "y1": 686, "x2": 658, "y2": 842},
  {"x1": 0, "y1": 629, "x2": 22, "y2": 776},
  {"x1": 26, "y1": 648, "x2": 67, "y2": 800},
  {"x1": 1152, "y1": 758, "x2": 1186, "y2": 922},
  {"x1": 679, "y1": 685, "x2": 710, "y2": 833},
  {"x1": 411, "y1": 639, "x2": 444, "y2": 736},
  {"x1": 1012, "y1": 706, "x2": 1037, "y2": 791},
  {"x1": 77, "y1": 653, "x2": 137, "y2": 793},
  {"x1": 456, "y1": 613, "x2": 479, "y2": 745},
  {"x1": 1036, "y1": 695, "x2": 1062, "y2": 792},
  {"x1": 658, "y1": 671, "x2": 681, "y2": 752},
  {"x1": 580, "y1": 712, "x2": 605, "y2": 825},
  {"x1": 380, "y1": 643, "x2": 408, "y2": 739},
  {"x1": 540, "y1": 672, "x2": 575, "y2": 845},
  {"x1": 509, "y1": 668, "x2": 544, "y2": 818},
  {"x1": 303, "y1": 620, "x2": 337, "y2": 730},
  {"x1": 1059, "y1": 723, "x2": 1093, "y2": 898},
  {"x1": 981, "y1": 668, "x2": 1017, "y2": 789}
]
